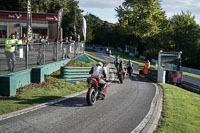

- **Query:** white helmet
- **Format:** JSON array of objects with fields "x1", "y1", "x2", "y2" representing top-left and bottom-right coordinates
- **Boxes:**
[{"x1": 97, "y1": 62, "x2": 103, "y2": 67}]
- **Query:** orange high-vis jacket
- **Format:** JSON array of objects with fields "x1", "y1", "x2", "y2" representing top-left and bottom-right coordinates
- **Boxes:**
[{"x1": 144, "y1": 61, "x2": 150, "y2": 75}]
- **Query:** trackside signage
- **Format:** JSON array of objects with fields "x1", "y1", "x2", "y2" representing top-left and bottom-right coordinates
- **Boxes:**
[{"x1": 0, "y1": 11, "x2": 58, "y2": 21}]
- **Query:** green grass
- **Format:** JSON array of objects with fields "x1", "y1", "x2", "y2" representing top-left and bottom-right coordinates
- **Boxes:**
[
  {"x1": 156, "y1": 83, "x2": 200, "y2": 133},
  {"x1": 183, "y1": 72, "x2": 200, "y2": 79},
  {"x1": 0, "y1": 77, "x2": 88, "y2": 115},
  {"x1": 66, "y1": 60, "x2": 94, "y2": 67},
  {"x1": 0, "y1": 60, "x2": 93, "y2": 115}
]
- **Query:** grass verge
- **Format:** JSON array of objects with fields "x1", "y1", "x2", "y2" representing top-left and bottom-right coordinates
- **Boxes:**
[
  {"x1": 65, "y1": 60, "x2": 94, "y2": 67},
  {"x1": 156, "y1": 83, "x2": 200, "y2": 133},
  {"x1": 0, "y1": 60, "x2": 91, "y2": 115},
  {"x1": 183, "y1": 72, "x2": 200, "y2": 79}
]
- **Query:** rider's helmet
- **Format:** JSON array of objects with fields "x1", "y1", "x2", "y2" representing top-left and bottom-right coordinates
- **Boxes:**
[{"x1": 97, "y1": 62, "x2": 103, "y2": 67}]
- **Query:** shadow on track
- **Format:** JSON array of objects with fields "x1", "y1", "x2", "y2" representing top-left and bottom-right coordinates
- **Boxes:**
[
  {"x1": 52, "y1": 97, "x2": 88, "y2": 107},
  {"x1": 126, "y1": 73, "x2": 154, "y2": 83}
]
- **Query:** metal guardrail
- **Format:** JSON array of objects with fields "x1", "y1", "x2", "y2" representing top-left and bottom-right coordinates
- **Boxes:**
[
  {"x1": 0, "y1": 41, "x2": 85, "y2": 75},
  {"x1": 181, "y1": 81, "x2": 200, "y2": 93}
]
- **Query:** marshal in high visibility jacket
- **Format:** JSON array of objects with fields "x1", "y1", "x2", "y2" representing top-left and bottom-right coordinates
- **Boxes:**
[
  {"x1": 5, "y1": 38, "x2": 19, "y2": 52},
  {"x1": 144, "y1": 60, "x2": 150, "y2": 75},
  {"x1": 4, "y1": 33, "x2": 20, "y2": 71}
]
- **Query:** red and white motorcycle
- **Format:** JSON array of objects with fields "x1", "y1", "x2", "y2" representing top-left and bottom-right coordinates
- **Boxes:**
[{"x1": 86, "y1": 77, "x2": 108, "y2": 106}]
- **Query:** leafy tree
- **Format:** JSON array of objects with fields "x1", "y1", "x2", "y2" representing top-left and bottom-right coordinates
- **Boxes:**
[
  {"x1": 0, "y1": 0, "x2": 20, "y2": 11},
  {"x1": 116, "y1": 0, "x2": 168, "y2": 55},
  {"x1": 170, "y1": 11, "x2": 200, "y2": 68},
  {"x1": 84, "y1": 13, "x2": 103, "y2": 43}
]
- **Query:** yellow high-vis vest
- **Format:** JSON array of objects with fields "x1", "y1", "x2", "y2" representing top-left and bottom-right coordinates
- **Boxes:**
[{"x1": 5, "y1": 38, "x2": 19, "y2": 52}]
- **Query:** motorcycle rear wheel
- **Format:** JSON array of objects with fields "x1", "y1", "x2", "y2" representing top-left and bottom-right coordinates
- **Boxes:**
[
  {"x1": 86, "y1": 88, "x2": 96, "y2": 106},
  {"x1": 119, "y1": 74, "x2": 123, "y2": 84}
]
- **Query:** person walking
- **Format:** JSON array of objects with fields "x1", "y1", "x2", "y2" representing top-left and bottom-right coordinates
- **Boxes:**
[
  {"x1": 4, "y1": 33, "x2": 19, "y2": 72},
  {"x1": 106, "y1": 48, "x2": 109, "y2": 54}
]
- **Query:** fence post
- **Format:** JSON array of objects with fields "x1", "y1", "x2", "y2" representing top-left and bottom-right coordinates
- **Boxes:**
[
  {"x1": 56, "y1": 41, "x2": 58, "y2": 61},
  {"x1": 43, "y1": 43, "x2": 45, "y2": 65},
  {"x1": 26, "y1": 43, "x2": 28, "y2": 69}
]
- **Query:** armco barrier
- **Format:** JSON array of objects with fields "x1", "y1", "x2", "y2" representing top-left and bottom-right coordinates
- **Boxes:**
[
  {"x1": 147, "y1": 69, "x2": 158, "y2": 82},
  {"x1": 0, "y1": 69, "x2": 31, "y2": 96},
  {"x1": 32, "y1": 59, "x2": 70, "y2": 83},
  {"x1": 181, "y1": 66, "x2": 200, "y2": 75},
  {"x1": 61, "y1": 67, "x2": 91, "y2": 81}
]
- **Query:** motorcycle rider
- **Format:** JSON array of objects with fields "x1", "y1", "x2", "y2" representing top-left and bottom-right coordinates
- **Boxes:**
[
  {"x1": 89, "y1": 62, "x2": 107, "y2": 95},
  {"x1": 126, "y1": 60, "x2": 133, "y2": 75},
  {"x1": 118, "y1": 60, "x2": 126, "y2": 79},
  {"x1": 115, "y1": 55, "x2": 120, "y2": 71}
]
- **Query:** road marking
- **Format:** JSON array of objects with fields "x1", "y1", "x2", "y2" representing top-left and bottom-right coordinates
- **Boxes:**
[{"x1": 131, "y1": 83, "x2": 161, "y2": 133}]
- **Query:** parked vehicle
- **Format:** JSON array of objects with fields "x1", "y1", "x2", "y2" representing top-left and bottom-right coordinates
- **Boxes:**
[{"x1": 86, "y1": 77, "x2": 108, "y2": 106}]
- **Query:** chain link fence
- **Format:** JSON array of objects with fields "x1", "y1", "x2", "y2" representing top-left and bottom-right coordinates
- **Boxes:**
[{"x1": 0, "y1": 41, "x2": 85, "y2": 74}]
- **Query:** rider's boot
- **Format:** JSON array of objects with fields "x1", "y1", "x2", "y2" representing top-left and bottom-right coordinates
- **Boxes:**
[{"x1": 100, "y1": 84, "x2": 106, "y2": 96}]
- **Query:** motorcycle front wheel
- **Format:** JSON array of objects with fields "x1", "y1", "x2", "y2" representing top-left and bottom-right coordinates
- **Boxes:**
[{"x1": 86, "y1": 88, "x2": 97, "y2": 106}]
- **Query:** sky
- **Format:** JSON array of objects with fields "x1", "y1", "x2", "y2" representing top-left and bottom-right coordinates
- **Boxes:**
[{"x1": 78, "y1": 0, "x2": 200, "y2": 24}]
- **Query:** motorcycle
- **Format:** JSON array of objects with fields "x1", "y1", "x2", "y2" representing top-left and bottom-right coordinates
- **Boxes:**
[
  {"x1": 118, "y1": 68, "x2": 125, "y2": 84},
  {"x1": 127, "y1": 67, "x2": 133, "y2": 76},
  {"x1": 86, "y1": 77, "x2": 108, "y2": 106},
  {"x1": 114, "y1": 61, "x2": 119, "y2": 71}
]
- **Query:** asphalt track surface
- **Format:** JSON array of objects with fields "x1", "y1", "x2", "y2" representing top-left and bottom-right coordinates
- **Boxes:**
[{"x1": 0, "y1": 51, "x2": 157, "y2": 133}]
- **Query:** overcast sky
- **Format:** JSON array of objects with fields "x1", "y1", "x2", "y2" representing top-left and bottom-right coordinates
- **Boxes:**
[{"x1": 78, "y1": 0, "x2": 200, "y2": 24}]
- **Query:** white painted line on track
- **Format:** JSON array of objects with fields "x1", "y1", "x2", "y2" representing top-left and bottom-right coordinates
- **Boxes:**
[
  {"x1": 0, "y1": 90, "x2": 87, "y2": 121},
  {"x1": 131, "y1": 83, "x2": 161, "y2": 133}
]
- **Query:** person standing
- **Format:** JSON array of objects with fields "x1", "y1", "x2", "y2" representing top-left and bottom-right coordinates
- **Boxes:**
[
  {"x1": 37, "y1": 35, "x2": 48, "y2": 65},
  {"x1": 75, "y1": 34, "x2": 80, "y2": 55},
  {"x1": 144, "y1": 60, "x2": 150, "y2": 75},
  {"x1": 109, "y1": 49, "x2": 111, "y2": 56},
  {"x1": 4, "y1": 33, "x2": 19, "y2": 72},
  {"x1": 68, "y1": 36, "x2": 74, "y2": 58},
  {"x1": 106, "y1": 48, "x2": 109, "y2": 54},
  {"x1": 62, "y1": 36, "x2": 68, "y2": 59},
  {"x1": 52, "y1": 38, "x2": 57, "y2": 61}
]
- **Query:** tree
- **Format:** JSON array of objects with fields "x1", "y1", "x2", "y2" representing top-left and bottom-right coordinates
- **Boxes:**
[
  {"x1": 0, "y1": 0, "x2": 20, "y2": 11},
  {"x1": 170, "y1": 11, "x2": 200, "y2": 68},
  {"x1": 115, "y1": 0, "x2": 168, "y2": 55},
  {"x1": 84, "y1": 13, "x2": 103, "y2": 43}
]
